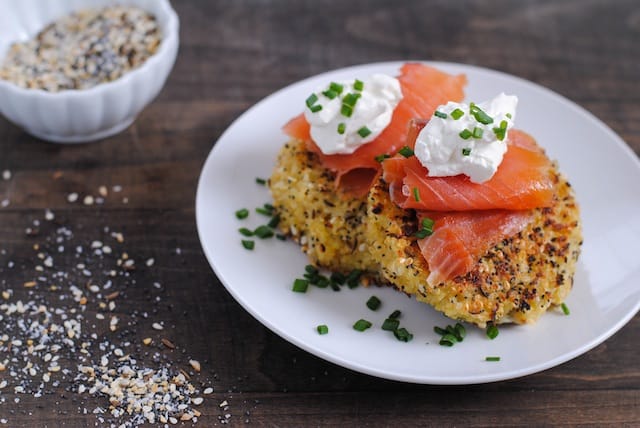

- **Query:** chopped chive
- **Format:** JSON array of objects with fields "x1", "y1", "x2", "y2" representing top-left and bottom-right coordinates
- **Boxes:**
[
  {"x1": 340, "y1": 104, "x2": 353, "y2": 117},
  {"x1": 493, "y1": 120, "x2": 508, "y2": 141},
  {"x1": 305, "y1": 264, "x2": 318, "y2": 275},
  {"x1": 292, "y1": 278, "x2": 309, "y2": 293},
  {"x1": 486, "y1": 324, "x2": 499, "y2": 340},
  {"x1": 366, "y1": 296, "x2": 381, "y2": 311},
  {"x1": 256, "y1": 206, "x2": 274, "y2": 216},
  {"x1": 353, "y1": 319, "x2": 372, "y2": 332},
  {"x1": 470, "y1": 103, "x2": 494, "y2": 125},
  {"x1": 353, "y1": 79, "x2": 364, "y2": 91},
  {"x1": 389, "y1": 310, "x2": 401, "y2": 319},
  {"x1": 346, "y1": 269, "x2": 362, "y2": 288},
  {"x1": 317, "y1": 324, "x2": 329, "y2": 335},
  {"x1": 462, "y1": 148, "x2": 471, "y2": 156},
  {"x1": 337, "y1": 122, "x2": 346, "y2": 135},
  {"x1": 506, "y1": 113, "x2": 512, "y2": 119},
  {"x1": 394, "y1": 327, "x2": 413, "y2": 342},
  {"x1": 561, "y1": 302, "x2": 570, "y2": 315},
  {"x1": 414, "y1": 229, "x2": 429, "y2": 239},
  {"x1": 322, "y1": 89, "x2": 338, "y2": 99},
  {"x1": 241, "y1": 240, "x2": 254, "y2": 250},
  {"x1": 342, "y1": 92, "x2": 361, "y2": 107},
  {"x1": 433, "y1": 326, "x2": 448, "y2": 336},
  {"x1": 454, "y1": 323, "x2": 466, "y2": 340},
  {"x1": 357, "y1": 126, "x2": 372, "y2": 138},
  {"x1": 267, "y1": 214, "x2": 280, "y2": 228},
  {"x1": 254, "y1": 225, "x2": 274, "y2": 239},
  {"x1": 381, "y1": 318, "x2": 400, "y2": 331},
  {"x1": 276, "y1": 234, "x2": 287, "y2": 241},
  {"x1": 330, "y1": 282, "x2": 341, "y2": 291},
  {"x1": 434, "y1": 110, "x2": 448, "y2": 119},
  {"x1": 329, "y1": 82, "x2": 344, "y2": 95},
  {"x1": 235, "y1": 208, "x2": 249, "y2": 219},
  {"x1": 330, "y1": 272, "x2": 346, "y2": 285},
  {"x1": 398, "y1": 146, "x2": 414, "y2": 158},
  {"x1": 412, "y1": 187, "x2": 420, "y2": 202},
  {"x1": 451, "y1": 108, "x2": 464, "y2": 120},
  {"x1": 472, "y1": 126, "x2": 484, "y2": 139},
  {"x1": 421, "y1": 217, "x2": 435, "y2": 230},
  {"x1": 441, "y1": 333, "x2": 458, "y2": 344},
  {"x1": 439, "y1": 335, "x2": 456, "y2": 346},
  {"x1": 374, "y1": 153, "x2": 391, "y2": 162},
  {"x1": 315, "y1": 276, "x2": 329, "y2": 288},
  {"x1": 485, "y1": 356, "x2": 501, "y2": 362},
  {"x1": 255, "y1": 177, "x2": 267, "y2": 185},
  {"x1": 459, "y1": 129, "x2": 473, "y2": 140},
  {"x1": 309, "y1": 104, "x2": 322, "y2": 113},
  {"x1": 305, "y1": 93, "x2": 318, "y2": 108},
  {"x1": 238, "y1": 227, "x2": 254, "y2": 237}
]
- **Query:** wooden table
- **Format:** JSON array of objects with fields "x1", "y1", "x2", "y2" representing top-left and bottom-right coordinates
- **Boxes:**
[{"x1": 1, "y1": 0, "x2": 638, "y2": 426}]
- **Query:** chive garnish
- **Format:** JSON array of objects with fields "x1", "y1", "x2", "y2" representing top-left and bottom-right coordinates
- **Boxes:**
[
  {"x1": 415, "y1": 216, "x2": 434, "y2": 238},
  {"x1": 459, "y1": 129, "x2": 472, "y2": 140},
  {"x1": 238, "y1": 227, "x2": 254, "y2": 237},
  {"x1": 434, "y1": 110, "x2": 448, "y2": 119},
  {"x1": 389, "y1": 310, "x2": 401, "y2": 319},
  {"x1": 254, "y1": 225, "x2": 274, "y2": 239},
  {"x1": 276, "y1": 234, "x2": 287, "y2": 241},
  {"x1": 235, "y1": 208, "x2": 249, "y2": 219},
  {"x1": 486, "y1": 324, "x2": 499, "y2": 340},
  {"x1": 462, "y1": 148, "x2": 471, "y2": 156},
  {"x1": 330, "y1": 272, "x2": 346, "y2": 285},
  {"x1": 317, "y1": 325, "x2": 329, "y2": 335},
  {"x1": 337, "y1": 122, "x2": 346, "y2": 135},
  {"x1": 340, "y1": 105, "x2": 353, "y2": 117},
  {"x1": 439, "y1": 334, "x2": 457, "y2": 346},
  {"x1": 451, "y1": 108, "x2": 464, "y2": 120},
  {"x1": 345, "y1": 269, "x2": 362, "y2": 288},
  {"x1": 329, "y1": 82, "x2": 344, "y2": 95},
  {"x1": 472, "y1": 126, "x2": 483, "y2": 139},
  {"x1": 322, "y1": 89, "x2": 338, "y2": 99},
  {"x1": 561, "y1": 302, "x2": 570, "y2": 315},
  {"x1": 256, "y1": 203, "x2": 274, "y2": 216},
  {"x1": 398, "y1": 146, "x2": 414, "y2": 158},
  {"x1": 305, "y1": 93, "x2": 318, "y2": 108},
  {"x1": 342, "y1": 92, "x2": 361, "y2": 107},
  {"x1": 433, "y1": 326, "x2": 448, "y2": 336},
  {"x1": 394, "y1": 327, "x2": 413, "y2": 342},
  {"x1": 454, "y1": 323, "x2": 466, "y2": 340},
  {"x1": 309, "y1": 104, "x2": 322, "y2": 113},
  {"x1": 485, "y1": 356, "x2": 501, "y2": 362},
  {"x1": 292, "y1": 278, "x2": 309, "y2": 293},
  {"x1": 353, "y1": 79, "x2": 364, "y2": 91},
  {"x1": 412, "y1": 187, "x2": 420, "y2": 202},
  {"x1": 255, "y1": 177, "x2": 267, "y2": 185},
  {"x1": 493, "y1": 120, "x2": 508, "y2": 141},
  {"x1": 267, "y1": 214, "x2": 280, "y2": 228},
  {"x1": 381, "y1": 318, "x2": 400, "y2": 331},
  {"x1": 241, "y1": 240, "x2": 255, "y2": 250},
  {"x1": 470, "y1": 103, "x2": 494, "y2": 125},
  {"x1": 353, "y1": 319, "x2": 372, "y2": 332},
  {"x1": 366, "y1": 296, "x2": 381, "y2": 311},
  {"x1": 374, "y1": 154, "x2": 391, "y2": 162},
  {"x1": 357, "y1": 126, "x2": 372, "y2": 138},
  {"x1": 506, "y1": 113, "x2": 512, "y2": 119},
  {"x1": 305, "y1": 264, "x2": 318, "y2": 275}
]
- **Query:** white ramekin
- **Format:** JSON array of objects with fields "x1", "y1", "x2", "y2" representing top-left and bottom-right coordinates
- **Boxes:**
[{"x1": 0, "y1": 0, "x2": 179, "y2": 143}]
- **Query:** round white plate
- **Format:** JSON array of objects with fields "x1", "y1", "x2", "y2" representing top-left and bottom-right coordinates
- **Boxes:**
[{"x1": 196, "y1": 61, "x2": 640, "y2": 384}]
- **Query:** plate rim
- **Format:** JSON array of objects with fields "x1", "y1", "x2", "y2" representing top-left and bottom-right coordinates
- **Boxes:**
[{"x1": 196, "y1": 60, "x2": 640, "y2": 385}]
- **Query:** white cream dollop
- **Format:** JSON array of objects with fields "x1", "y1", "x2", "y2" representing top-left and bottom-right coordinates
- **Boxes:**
[
  {"x1": 303, "y1": 74, "x2": 403, "y2": 155},
  {"x1": 414, "y1": 93, "x2": 518, "y2": 183}
]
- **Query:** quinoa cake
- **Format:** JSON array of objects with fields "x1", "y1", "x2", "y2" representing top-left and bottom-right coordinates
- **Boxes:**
[{"x1": 270, "y1": 137, "x2": 582, "y2": 327}]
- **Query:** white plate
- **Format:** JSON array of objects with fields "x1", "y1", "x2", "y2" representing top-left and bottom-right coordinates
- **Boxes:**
[{"x1": 196, "y1": 61, "x2": 640, "y2": 384}]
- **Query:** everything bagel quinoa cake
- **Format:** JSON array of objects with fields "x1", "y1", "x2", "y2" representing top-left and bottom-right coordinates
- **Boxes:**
[{"x1": 269, "y1": 63, "x2": 582, "y2": 328}]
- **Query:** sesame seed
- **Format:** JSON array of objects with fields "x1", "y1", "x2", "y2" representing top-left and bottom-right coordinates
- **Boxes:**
[
  {"x1": 152, "y1": 322, "x2": 164, "y2": 331},
  {"x1": 189, "y1": 359, "x2": 201, "y2": 372},
  {"x1": 67, "y1": 192, "x2": 78, "y2": 203},
  {"x1": 2, "y1": 170, "x2": 11, "y2": 180}
]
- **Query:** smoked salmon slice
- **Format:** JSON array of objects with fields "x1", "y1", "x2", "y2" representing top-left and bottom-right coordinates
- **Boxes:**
[
  {"x1": 282, "y1": 63, "x2": 467, "y2": 196},
  {"x1": 382, "y1": 125, "x2": 555, "y2": 211},
  {"x1": 417, "y1": 210, "x2": 534, "y2": 286}
]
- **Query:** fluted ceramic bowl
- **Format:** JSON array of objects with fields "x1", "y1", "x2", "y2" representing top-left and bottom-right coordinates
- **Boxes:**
[{"x1": 0, "y1": 0, "x2": 179, "y2": 143}]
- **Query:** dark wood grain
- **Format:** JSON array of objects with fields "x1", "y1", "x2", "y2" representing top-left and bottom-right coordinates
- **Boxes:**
[{"x1": 0, "y1": 0, "x2": 638, "y2": 426}]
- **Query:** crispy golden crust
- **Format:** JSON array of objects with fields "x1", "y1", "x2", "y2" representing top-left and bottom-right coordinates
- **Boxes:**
[
  {"x1": 366, "y1": 167, "x2": 582, "y2": 327},
  {"x1": 269, "y1": 140, "x2": 379, "y2": 280},
  {"x1": 269, "y1": 139, "x2": 583, "y2": 327}
]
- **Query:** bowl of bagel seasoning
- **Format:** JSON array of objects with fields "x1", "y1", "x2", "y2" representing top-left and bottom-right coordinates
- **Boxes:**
[{"x1": 0, "y1": 0, "x2": 179, "y2": 143}]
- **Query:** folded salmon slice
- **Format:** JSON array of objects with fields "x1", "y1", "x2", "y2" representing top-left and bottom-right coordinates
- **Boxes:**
[
  {"x1": 283, "y1": 63, "x2": 467, "y2": 196},
  {"x1": 417, "y1": 210, "x2": 533, "y2": 286},
  {"x1": 382, "y1": 125, "x2": 555, "y2": 211}
]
